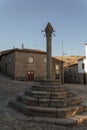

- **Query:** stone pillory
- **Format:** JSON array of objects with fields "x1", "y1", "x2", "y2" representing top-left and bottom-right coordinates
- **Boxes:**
[{"x1": 45, "y1": 22, "x2": 54, "y2": 79}]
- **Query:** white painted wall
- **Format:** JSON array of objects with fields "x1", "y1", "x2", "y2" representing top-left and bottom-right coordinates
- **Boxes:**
[
  {"x1": 85, "y1": 43, "x2": 87, "y2": 59},
  {"x1": 78, "y1": 59, "x2": 87, "y2": 73},
  {"x1": 78, "y1": 44, "x2": 87, "y2": 74},
  {"x1": 78, "y1": 60, "x2": 85, "y2": 73},
  {"x1": 84, "y1": 59, "x2": 87, "y2": 73}
]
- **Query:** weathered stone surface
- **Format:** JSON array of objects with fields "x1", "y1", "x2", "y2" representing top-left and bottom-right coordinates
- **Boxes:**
[
  {"x1": 38, "y1": 98, "x2": 49, "y2": 107},
  {"x1": 25, "y1": 90, "x2": 51, "y2": 98},
  {"x1": 49, "y1": 96, "x2": 81, "y2": 108},
  {"x1": 21, "y1": 95, "x2": 38, "y2": 106},
  {"x1": 32, "y1": 84, "x2": 65, "y2": 92},
  {"x1": 8, "y1": 79, "x2": 87, "y2": 124},
  {"x1": 24, "y1": 89, "x2": 69, "y2": 99},
  {"x1": 51, "y1": 91, "x2": 69, "y2": 99},
  {"x1": 9, "y1": 99, "x2": 84, "y2": 118},
  {"x1": 16, "y1": 94, "x2": 81, "y2": 108},
  {"x1": 25, "y1": 106, "x2": 57, "y2": 117},
  {"x1": 57, "y1": 105, "x2": 84, "y2": 118},
  {"x1": 9, "y1": 100, "x2": 57, "y2": 117},
  {"x1": 33, "y1": 116, "x2": 78, "y2": 126},
  {"x1": 2, "y1": 73, "x2": 87, "y2": 127},
  {"x1": 66, "y1": 96, "x2": 81, "y2": 106},
  {"x1": 39, "y1": 79, "x2": 59, "y2": 85}
]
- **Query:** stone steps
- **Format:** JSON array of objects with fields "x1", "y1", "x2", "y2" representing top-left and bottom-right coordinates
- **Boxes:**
[
  {"x1": 39, "y1": 79, "x2": 59, "y2": 85},
  {"x1": 24, "y1": 89, "x2": 70, "y2": 99},
  {"x1": 9, "y1": 99, "x2": 84, "y2": 118},
  {"x1": 17, "y1": 94, "x2": 82, "y2": 108},
  {"x1": 32, "y1": 84, "x2": 65, "y2": 92},
  {"x1": 28, "y1": 112, "x2": 87, "y2": 126},
  {"x1": 8, "y1": 82, "x2": 87, "y2": 125}
]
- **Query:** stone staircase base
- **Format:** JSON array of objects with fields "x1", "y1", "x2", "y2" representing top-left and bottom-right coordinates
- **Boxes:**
[
  {"x1": 8, "y1": 81, "x2": 87, "y2": 125},
  {"x1": 32, "y1": 112, "x2": 87, "y2": 126}
]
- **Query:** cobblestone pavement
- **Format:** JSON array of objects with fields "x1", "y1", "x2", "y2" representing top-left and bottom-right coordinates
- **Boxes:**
[{"x1": 0, "y1": 73, "x2": 87, "y2": 130}]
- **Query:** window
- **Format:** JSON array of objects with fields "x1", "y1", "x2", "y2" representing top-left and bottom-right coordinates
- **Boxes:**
[
  {"x1": 28, "y1": 57, "x2": 34, "y2": 64},
  {"x1": 55, "y1": 65, "x2": 59, "y2": 79},
  {"x1": 55, "y1": 65, "x2": 59, "y2": 70},
  {"x1": 82, "y1": 63, "x2": 84, "y2": 69}
]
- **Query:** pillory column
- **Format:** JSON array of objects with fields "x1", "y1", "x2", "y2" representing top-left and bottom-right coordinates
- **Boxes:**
[{"x1": 45, "y1": 22, "x2": 54, "y2": 79}]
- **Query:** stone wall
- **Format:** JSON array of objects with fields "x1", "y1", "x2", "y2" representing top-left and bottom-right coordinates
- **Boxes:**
[
  {"x1": 64, "y1": 64, "x2": 80, "y2": 83},
  {"x1": 0, "y1": 53, "x2": 15, "y2": 77},
  {"x1": 14, "y1": 51, "x2": 46, "y2": 80},
  {"x1": 0, "y1": 50, "x2": 63, "y2": 83},
  {"x1": 78, "y1": 73, "x2": 87, "y2": 84},
  {"x1": 52, "y1": 58, "x2": 64, "y2": 83}
]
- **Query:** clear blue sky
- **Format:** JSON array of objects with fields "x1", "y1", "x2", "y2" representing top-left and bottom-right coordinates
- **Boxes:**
[{"x1": 0, "y1": 0, "x2": 87, "y2": 56}]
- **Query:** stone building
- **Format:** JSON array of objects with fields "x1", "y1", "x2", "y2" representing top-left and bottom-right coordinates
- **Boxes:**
[
  {"x1": 64, "y1": 63, "x2": 81, "y2": 84},
  {"x1": 0, "y1": 48, "x2": 64, "y2": 83},
  {"x1": 64, "y1": 59, "x2": 87, "y2": 84},
  {"x1": 64, "y1": 44, "x2": 87, "y2": 84}
]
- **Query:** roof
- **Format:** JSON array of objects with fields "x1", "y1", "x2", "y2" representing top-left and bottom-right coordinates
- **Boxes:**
[
  {"x1": 0, "y1": 48, "x2": 63, "y2": 62},
  {"x1": 1, "y1": 48, "x2": 46, "y2": 56},
  {"x1": 55, "y1": 55, "x2": 82, "y2": 67},
  {"x1": 66, "y1": 63, "x2": 78, "y2": 68},
  {"x1": 77, "y1": 56, "x2": 85, "y2": 61},
  {"x1": 52, "y1": 57, "x2": 64, "y2": 62}
]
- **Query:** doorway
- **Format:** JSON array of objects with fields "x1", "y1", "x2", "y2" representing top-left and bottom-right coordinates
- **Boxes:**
[
  {"x1": 83, "y1": 74, "x2": 86, "y2": 84},
  {"x1": 28, "y1": 71, "x2": 34, "y2": 81}
]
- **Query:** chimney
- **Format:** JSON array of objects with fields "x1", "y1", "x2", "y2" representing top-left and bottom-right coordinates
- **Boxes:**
[
  {"x1": 85, "y1": 43, "x2": 87, "y2": 59},
  {"x1": 21, "y1": 44, "x2": 24, "y2": 50}
]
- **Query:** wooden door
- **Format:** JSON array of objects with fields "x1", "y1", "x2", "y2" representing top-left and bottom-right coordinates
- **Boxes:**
[{"x1": 28, "y1": 71, "x2": 34, "y2": 81}]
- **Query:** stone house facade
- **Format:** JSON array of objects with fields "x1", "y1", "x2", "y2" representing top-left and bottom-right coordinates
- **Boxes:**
[
  {"x1": 64, "y1": 44, "x2": 87, "y2": 84},
  {"x1": 64, "y1": 63, "x2": 81, "y2": 84},
  {"x1": 0, "y1": 48, "x2": 64, "y2": 83},
  {"x1": 64, "y1": 60, "x2": 87, "y2": 84}
]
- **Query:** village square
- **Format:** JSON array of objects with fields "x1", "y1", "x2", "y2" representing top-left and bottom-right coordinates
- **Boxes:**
[
  {"x1": 1, "y1": 0, "x2": 87, "y2": 129},
  {"x1": 0, "y1": 22, "x2": 87, "y2": 130}
]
